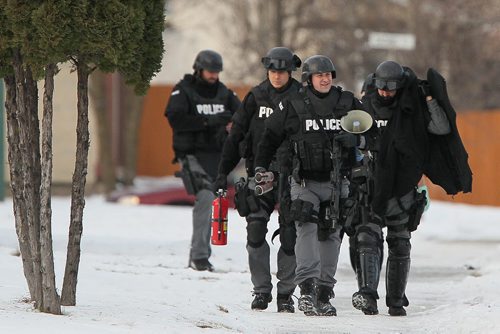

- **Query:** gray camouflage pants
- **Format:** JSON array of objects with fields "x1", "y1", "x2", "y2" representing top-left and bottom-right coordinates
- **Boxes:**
[
  {"x1": 290, "y1": 178, "x2": 348, "y2": 288},
  {"x1": 180, "y1": 155, "x2": 215, "y2": 261},
  {"x1": 246, "y1": 177, "x2": 296, "y2": 295}
]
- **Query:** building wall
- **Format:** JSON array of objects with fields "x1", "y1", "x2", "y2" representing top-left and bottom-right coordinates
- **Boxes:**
[
  {"x1": 49, "y1": 64, "x2": 98, "y2": 184},
  {"x1": 1, "y1": 63, "x2": 98, "y2": 186}
]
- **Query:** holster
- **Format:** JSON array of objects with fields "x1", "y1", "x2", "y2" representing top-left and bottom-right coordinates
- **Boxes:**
[
  {"x1": 289, "y1": 199, "x2": 317, "y2": 224},
  {"x1": 406, "y1": 190, "x2": 427, "y2": 232},
  {"x1": 234, "y1": 178, "x2": 260, "y2": 217},
  {"x1": 318, "y1": 201, "x2": 335, "y2": 241}
]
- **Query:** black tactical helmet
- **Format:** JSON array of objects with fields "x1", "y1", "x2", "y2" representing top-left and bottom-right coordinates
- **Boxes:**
[
  {"x1": 374, "y1": 60, "x2": 405, "y2": 91},
  {"x1": 301, "y1": 55, "x2": 336, "y2": 83},
  {"x1": 261, "y1": 47, "x2": 301, "y2": 71},
  {"x1": 193, "y1": 50, "x2": 223, "y2": 72}
]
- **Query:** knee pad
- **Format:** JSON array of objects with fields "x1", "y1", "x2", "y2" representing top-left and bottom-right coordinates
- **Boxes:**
[
  {"x1": 246, "y1": 219, "x2": 268, "y2": 248},
  {"x1": 355, "y1": 228, "x2": 383, "y2": 264},
  {"x1": 356, "y1": 226, "x2": 382, "y2": 246},
  {"x1": 387, "y1": 238, "x2": 411, "y2": 258}
]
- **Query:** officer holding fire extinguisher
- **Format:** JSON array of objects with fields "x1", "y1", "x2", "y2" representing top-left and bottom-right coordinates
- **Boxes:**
[{"x1": 213, "y1": 47, "x2": 302, "y2": 313}]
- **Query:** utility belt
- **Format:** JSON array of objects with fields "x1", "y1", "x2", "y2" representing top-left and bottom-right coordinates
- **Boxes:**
[{"x1": 289, "y1": 199, "x2": 344, "y2": 241}]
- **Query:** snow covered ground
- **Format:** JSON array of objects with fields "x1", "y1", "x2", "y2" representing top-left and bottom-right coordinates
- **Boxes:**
[{"x1": 0, "y1": 196, "x2": 499, "y2": 333}]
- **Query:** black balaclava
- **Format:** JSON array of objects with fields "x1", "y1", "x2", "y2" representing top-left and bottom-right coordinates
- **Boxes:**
[
  {"x1": 376, "y1": 89, "x2": 400, "y2": 106},
  {"x1": 194, "y1": 70, "x2": 218, "y2": 98}
]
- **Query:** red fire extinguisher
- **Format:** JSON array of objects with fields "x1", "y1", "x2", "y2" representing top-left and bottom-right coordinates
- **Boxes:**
[{"x1": 211, "y1": 189, "x2": 229, "y2": 245}]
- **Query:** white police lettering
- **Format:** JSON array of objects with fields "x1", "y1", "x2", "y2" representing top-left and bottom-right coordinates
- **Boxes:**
[
  {"x1": 196, "y1": 104, "x2": 226, "y2": 115},
  {"x1": 258, "y1": 106, "x2": 274, "y2": 118},
  {"x1": 376, "y1": 120, "x2": 388, "y2": 128},
  {"x1": 304, "y1": 118, "x2": 341, "y2": 132}
]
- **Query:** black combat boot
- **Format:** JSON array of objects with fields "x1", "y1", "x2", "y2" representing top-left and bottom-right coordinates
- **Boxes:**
[
  {"x1": 251, "y1": 292, "x2": 272, "y2": 310},
  {"x1": 189, "y1": 258, "x2": 214, "y2": 272},
  {"x1": 352, "y1": 245, "x2": 381, "y2": 315},
  {"x1": 386, "y1": 238, "x2": 411, "y2": 316},
  {"x1": 298, "y1": 278, "x2": 317, "y2": 316},
  {"x1": 276, "y1": 292, "x2": 295, "y2": 313},
  {"x1": 316, "y1": 285, "x2": 337, "y2": 316}
]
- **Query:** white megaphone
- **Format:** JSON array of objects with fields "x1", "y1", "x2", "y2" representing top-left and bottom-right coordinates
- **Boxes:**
[{"x1": 340, "y1": 109, "x2": 373, "y2": 134}]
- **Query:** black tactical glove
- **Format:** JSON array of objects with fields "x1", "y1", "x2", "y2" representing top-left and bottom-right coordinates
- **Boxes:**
[
  {"x1": 419, "y1": 81, "x2": 431, "y2": 98},
  {"x1": 334, "y1": 132, "x2": 358, "y2": 148},
  {"x1": 214, "y1": 173, "x2": 227, "y2": 192}
]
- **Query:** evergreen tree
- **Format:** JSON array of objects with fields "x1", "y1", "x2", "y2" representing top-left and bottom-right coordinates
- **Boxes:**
[{"x1": 0, "y1": 0, "x2": 164, "y2": 313}]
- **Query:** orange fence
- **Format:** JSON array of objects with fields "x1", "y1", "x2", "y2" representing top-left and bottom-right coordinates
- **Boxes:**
[
  {"x1": 425, "y1": 110, "x2": 500, "y2": 206},
  {"x1": 137, "y1": 84, "x2": 500, "y2": 207}
]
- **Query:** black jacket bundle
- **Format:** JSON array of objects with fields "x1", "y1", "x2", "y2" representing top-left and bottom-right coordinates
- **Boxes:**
[
  {"x1": 369, "y1": 69, "x2": 430, "y2": 215},
  {"x1": 366, "y1": 67, "x2": 472, "y2": 215}
]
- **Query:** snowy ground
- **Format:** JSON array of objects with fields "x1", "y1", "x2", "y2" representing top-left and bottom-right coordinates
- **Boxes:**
[{"x1": 0, "y1": 196, "x2": 499, "y2": 333}]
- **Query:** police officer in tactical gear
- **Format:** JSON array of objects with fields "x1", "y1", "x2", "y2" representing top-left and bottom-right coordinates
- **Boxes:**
[
  {"x1": 254, "y1": 55, "x2": 363, "y2": 316},
  {"x1": 165, "y1": 50, "x2": 241, "y2": 272},
  {"x1": 350, "y1": 60, "x2": 471, "y2": 316},
  {"x1": 213, "y1": 47, "x2": 302, "y2": 312}
]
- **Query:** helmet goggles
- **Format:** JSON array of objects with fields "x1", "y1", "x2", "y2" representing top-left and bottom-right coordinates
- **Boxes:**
[
  {"x1": 262, "y1": 57, "x2": 289, "y2": 71},
  {"x1": 374, "y1": 78, "x2": 400, "y2": 91}
]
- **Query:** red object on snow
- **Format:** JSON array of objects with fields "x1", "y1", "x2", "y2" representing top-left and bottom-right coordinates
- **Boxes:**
[{"x1": 211, "y1": 190, "x2": 229, "y2": 246}]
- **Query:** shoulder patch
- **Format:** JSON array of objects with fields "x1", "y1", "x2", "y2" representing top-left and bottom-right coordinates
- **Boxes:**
[{"x1": 171, "y1": 90, "x2": 180, "y2": 96}]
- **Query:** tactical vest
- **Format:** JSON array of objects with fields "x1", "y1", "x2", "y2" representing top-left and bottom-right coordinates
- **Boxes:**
[
  {"x1": 290, "y1": 87, "x2": 353, "y2": 174},
  {"x1": 245, "y1": 79, "x2": 301, "y2": 172},
  {"x1": 173, "y1": 75, "x2": 232, "y2": 154}
]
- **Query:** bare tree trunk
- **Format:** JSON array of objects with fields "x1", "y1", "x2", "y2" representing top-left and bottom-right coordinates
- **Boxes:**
[
  {"x1": 121, "y1": 79, "x2": 144, "y2": 186},
  {"x1": 12, "y1": 50, "x2": 43, "y2": 307},
  {"x1": 89, "y1": 70, "x2": 116, "y2": 193},
  {"x1": 4, "y1": 73, "x2": 36, "y2": 300},
  {"x1": 39, "y1": 63, "x2": 61, "y2": 314},
  {"x1": 61, "y1": 61, "x2": 90, "y2": 306}
]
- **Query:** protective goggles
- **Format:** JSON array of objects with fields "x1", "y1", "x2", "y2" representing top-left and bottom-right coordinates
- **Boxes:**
[
  {"x1": 374, "y1": 78, "x2": 400, "y2": 91},
  {"x1": 261, "y1": 57, "x2": 289, "y2": 70}
]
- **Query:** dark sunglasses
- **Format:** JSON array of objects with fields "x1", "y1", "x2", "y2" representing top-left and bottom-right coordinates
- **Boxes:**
[
  {"x1": 374, "y1": 78, "x2": 399, "y2": 91},
  {"x1": 262, "y1": 57, "x2": 288, "y2": 70}
]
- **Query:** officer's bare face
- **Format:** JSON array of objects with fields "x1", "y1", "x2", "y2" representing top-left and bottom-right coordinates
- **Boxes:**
[
  {"x1": 377, "y1": 89, "x2": 397, "y2": 98},
  {"x1": 268, "y1": 70, "x2": 290, "y2": 89},
  {"x1": 311, "y1": 72, "x2": 332, "y2": 93},
  {"x1": 201, "y1": 70, "x2": 220, "y2": 84}
]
